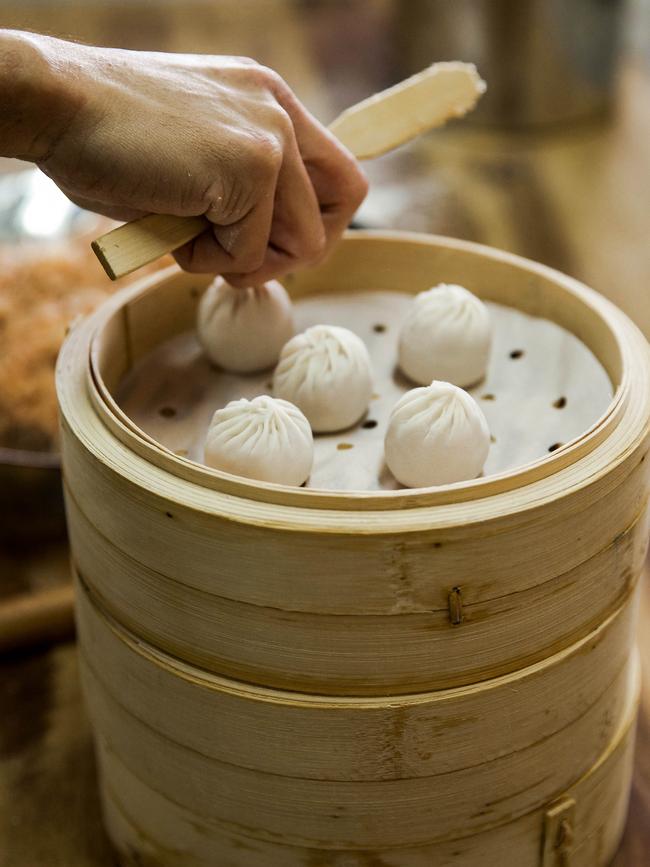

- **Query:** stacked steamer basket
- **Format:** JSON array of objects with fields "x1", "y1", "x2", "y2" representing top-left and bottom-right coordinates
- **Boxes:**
[{"x1": 57, "y1": 231, "x2": 650, "y2": 867}]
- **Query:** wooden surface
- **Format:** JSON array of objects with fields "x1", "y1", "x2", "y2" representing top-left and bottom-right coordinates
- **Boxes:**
[{"x1": 1, "y1": 1, "x2": 650, "y2": 864}]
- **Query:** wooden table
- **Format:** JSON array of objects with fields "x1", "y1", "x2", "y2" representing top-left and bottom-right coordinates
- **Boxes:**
[{"x1": 1, "y1": 3, "x2": 649, "y2": 864}]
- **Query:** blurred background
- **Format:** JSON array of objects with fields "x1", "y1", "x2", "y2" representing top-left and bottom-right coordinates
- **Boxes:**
[
  {"x1": 2, "y1": 0, "x2": 650, "y2": 320},
  {"x1": 0, "y1": 2, "x2": 649, "y2": 865}
]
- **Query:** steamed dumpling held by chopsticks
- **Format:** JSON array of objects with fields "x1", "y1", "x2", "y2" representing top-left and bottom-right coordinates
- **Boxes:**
[{"x1": 197, "y1": 277, "x2": 294, "y2": 373}]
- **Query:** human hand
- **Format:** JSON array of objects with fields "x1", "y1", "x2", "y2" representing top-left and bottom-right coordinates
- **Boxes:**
[{"x1": 25, "y1": 38, "x2": 368, "y2": 284}]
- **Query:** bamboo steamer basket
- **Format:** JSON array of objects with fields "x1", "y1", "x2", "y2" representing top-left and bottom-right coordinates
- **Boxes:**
[
  {"x1": 56, "y1": 231, "x2": 650, "y2": 865},
  {"x1": 100, "y1": 716, "x2": 638, "y2": 867},
  {"x1": 75, "y1": 576, "x2": 641, "y2": 864},
  {"x1": 77, "y1": 577, "x2": 636, "y2": 789},
  {"x1": 58, "y1": 231, "x2": 650, "y2": 695}
]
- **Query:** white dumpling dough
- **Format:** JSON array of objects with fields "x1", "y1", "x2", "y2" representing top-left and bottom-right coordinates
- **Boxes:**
[
  {"x1": 398, "y1": 284, "x2": 492, "y2": 387},
  {"x1": 273, "y1": 325, "x2": 373, "y2": 432},
  {"x1": 204, "y1": 395, "x2": 313, "y2": 486},
  {"x1": 385, "y1": 381, "x2": 490, "y2": 488},
  {"x1": 197, "y1": 277, "x2": 294, "y2": 373}
]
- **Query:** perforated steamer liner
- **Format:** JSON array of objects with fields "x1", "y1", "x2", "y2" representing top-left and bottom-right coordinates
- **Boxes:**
[
  {"x1": 81, "y1": 231, "x2": 641, "y2": 512},
  {"x1": 58, "y1": 232, "x2": 650, "y2": 695},
  {"x1": 115, "y1": 295, "x2": 612, "y2": 491}
]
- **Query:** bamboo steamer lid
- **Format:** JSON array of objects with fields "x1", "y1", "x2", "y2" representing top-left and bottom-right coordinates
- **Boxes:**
[{"x1": 57, "y1": 232, "x2": 650, "y2": 695}]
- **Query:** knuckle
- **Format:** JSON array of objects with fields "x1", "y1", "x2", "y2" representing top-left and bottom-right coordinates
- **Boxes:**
[
  {"x1": 303, "y1": 230, "x2": 327, "y2": 262},
  {"x1": 257, "y1": 64, "x2": 285, "y2": 91},
  {"x1": 353, "y1": 169, "x2": 370, "y2": 203},
  {"x1": 344, "y1": 164, "x2": 369, "y2": 208},
  {"x1": 233, "y1": 55, "x2": 259, "y2": 68},
  {"x1": 248, "y1": 132, "x2": 284, "y2": 177},
  {"x1": 235, "y1": 60, "x2": 284, "y2": 93},
  {"x1": 201, "y1": 178, "x2": 227, "y2": 215},
  {"x1": 257, "y1": 101, "x2": 293, "y2": 143},
  {"x1": 270, "y1": 104, "x2": 293, "y2": 138}
]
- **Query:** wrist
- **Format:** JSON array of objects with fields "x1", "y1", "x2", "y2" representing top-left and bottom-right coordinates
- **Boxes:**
[{"x1": 0, "y1": 30, "x2": 85, "y2": 163}]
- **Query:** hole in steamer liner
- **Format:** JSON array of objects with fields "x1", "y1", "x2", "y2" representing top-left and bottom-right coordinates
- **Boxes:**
[
  {"x1": 373, "y1": 324, "x2": 387, "y2": 333},
  {"x1": 553, "y1": 396, "x2": 567, "y2": 409},
  {"x1": 362, "y1": 419, "x2": 378, "y2": 429},
  {"x1": 159, "y1": 406, "x2": 177, "y2": 418},
  {"x1": 548, "y1": 442, "x2": 563, "y2": 452},
  {"x1": 509, "y1": 349, "x2": 524, "y2": 359}
]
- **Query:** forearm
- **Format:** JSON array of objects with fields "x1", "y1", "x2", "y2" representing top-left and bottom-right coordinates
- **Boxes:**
[{"x1": 0, "y1": 30, "x2": 81, "y2": 162}]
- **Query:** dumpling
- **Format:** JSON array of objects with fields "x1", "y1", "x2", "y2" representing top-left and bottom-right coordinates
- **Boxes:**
[
  {"x1": 204, "y1": 395, "x2": 313, "y2": 486},
  {"x1": 385, "y1": 381, "x2": 490, "y2": 487},
  {"x1": 273, "y1": 325, "x2": 373, "y2": 432},
  {"x1": 197, "y1": 277, "x2": 294, "y2": 373},
  {"x1": 398, "y1": 284, "x2": 491, "y2": 387}
]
